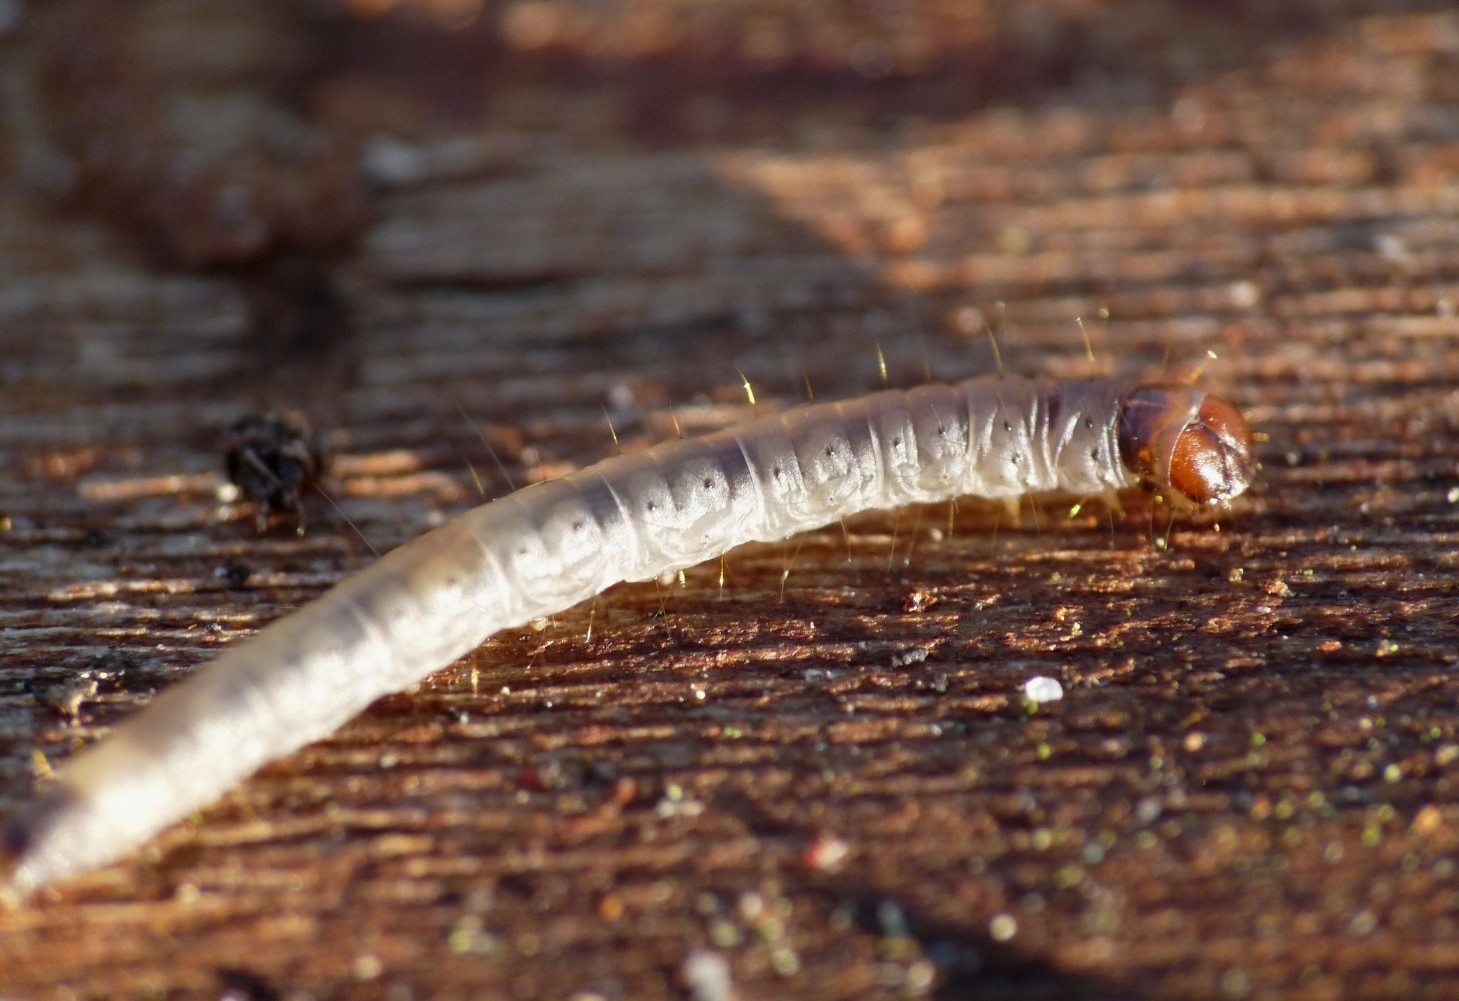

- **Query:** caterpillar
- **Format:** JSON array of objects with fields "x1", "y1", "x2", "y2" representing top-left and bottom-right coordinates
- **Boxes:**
[{"x1": 1, "y1": 373, "x2": 1255, "y2": 899}]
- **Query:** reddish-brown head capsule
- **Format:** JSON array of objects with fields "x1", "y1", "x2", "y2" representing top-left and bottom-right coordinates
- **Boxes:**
[{"x1": 1118, "y1": 385, "x2": 1255, "y2": 506}]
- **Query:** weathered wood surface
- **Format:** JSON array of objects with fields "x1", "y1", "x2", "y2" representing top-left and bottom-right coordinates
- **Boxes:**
[{"x1": 2, "y1": 1, "x2": 1458, "y2": 998}]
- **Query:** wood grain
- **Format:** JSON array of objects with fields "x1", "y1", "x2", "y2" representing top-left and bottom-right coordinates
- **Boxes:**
[{"x1": 2, "y1": 1, "x2": 1458, "y2": 997}]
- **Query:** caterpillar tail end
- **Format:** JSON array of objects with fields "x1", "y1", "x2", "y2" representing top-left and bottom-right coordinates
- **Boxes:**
[
  {"x1": 0, "y1": 810, "x2": 37, "y2": 909},
  {"x1": 0, "y1": 786, "x2": 83, "y2": 906}
]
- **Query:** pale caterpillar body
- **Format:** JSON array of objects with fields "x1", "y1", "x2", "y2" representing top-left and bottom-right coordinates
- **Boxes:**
[{"x1": 1, "y1": 374, "x2": 1255, "y2": 898}]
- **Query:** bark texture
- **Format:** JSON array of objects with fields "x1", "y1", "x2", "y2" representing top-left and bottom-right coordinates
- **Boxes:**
[{"x1": 2, "y1": 1, "x2": 1458, "y2": 997}]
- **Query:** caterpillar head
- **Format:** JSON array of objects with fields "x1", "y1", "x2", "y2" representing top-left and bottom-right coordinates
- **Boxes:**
[{"x1": 1118, "y1": 386, "x2": 1256, "y2": 507}]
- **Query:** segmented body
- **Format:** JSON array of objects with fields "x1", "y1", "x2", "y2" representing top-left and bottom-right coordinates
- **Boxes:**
[{"x1": 2, "y1": 374, "x2": 1254, "y2": 896}]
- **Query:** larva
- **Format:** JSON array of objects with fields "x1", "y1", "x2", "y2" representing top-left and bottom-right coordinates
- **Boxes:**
[{"x1": 1, "y1": 374, "x2": 1255, "y2": 899}]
